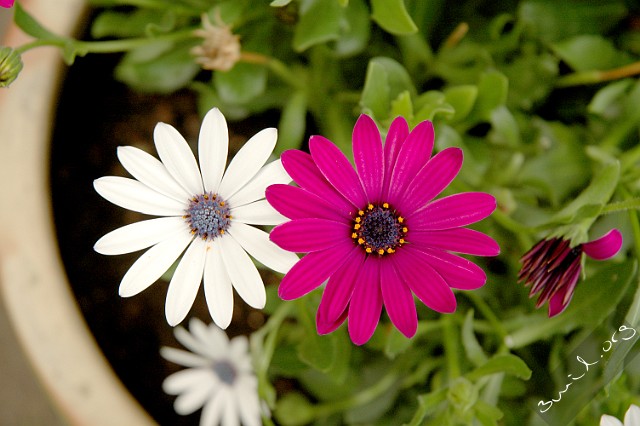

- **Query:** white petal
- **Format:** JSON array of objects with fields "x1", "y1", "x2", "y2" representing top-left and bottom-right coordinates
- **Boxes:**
[
  {"x1": 174, "y1": 377, "x2": 216, "y2": 416},
  {"x1": 204, "y1": 241, "x2": 234, "y2": 329},
  {"x1": 154, "y1": 122, "x2": 204, "y2": 195},
  {"x1": 119, "y1": 232, "x2": 192, "y2": 298},
  {"x1": 230, "y1": 200, "x2": 288, "y2": 225},
  {"x1": 166, "y1": 238, "x2": 207, "y2": 326},
  {"x1": 175, "y1": 322, "x2": 218, "y2": 358},
  {"x1": 221, "y1": 390, "x2": 240, "y2": 426},
  {"x1": 227, "y1": 159, "x2": 290, "y2": 207},
  {"x1": 229, "y1": 335, "x2": 249, "y2": 361},
  {"x1": 219, "y1": 235, "x2": 266, "y2": 309},
  {"x1": 191, "y1": 317, "x2": 229, "y2": 356},
  {"x1": 94, "y1": 176, "x2": 186, "y2": 216},
  {"x1": 234, "y1": 382, "x2": 261, "y2": 426},
  {"x1": 201, "y1": 389, "x2": 226, "y2": 426},
  {"x1": 160, "y1": 347, "x2": 211, "y2": 368},
  {"x1": 625, "y1": 405, "x2": 640, "y2": 426},
  {"x1": 94, "y1": 217, "x2": 188, "y2": 255},
  {"x1": 199, "y1": 108, "x2": 229, "y2": 193},
  {"x1": 163, "y1": 368, "x2": 211, "y2": 395},
  {"x1": 218, "y1": 128, "x2": 277, "y2": 200},
  {"x1": 601, "y1": 415, "x2": 624, "y2": 426},
  {"x1": 117, "y1": 146, "x2": 190, "y2": 201},
  {"x1": 228, "y1": 222, "x2": 298, "y2": 274}
]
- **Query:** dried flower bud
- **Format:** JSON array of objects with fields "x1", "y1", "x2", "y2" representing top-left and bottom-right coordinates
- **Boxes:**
[
  {"x1": 191, "y1": 13, "x2": 241, "y2": 72},
  {"x1": 0, "y1": 47, "x2": 23, "y2": 88}
]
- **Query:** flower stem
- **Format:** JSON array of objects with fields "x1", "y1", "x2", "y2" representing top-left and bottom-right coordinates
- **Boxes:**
[
  {"x1": 464, "y1": 292, "x2": 508, "y2": 342},
  {"x1": 556, "y1": 60, "x2": 640, "y2": 88},
  {"x1": 313, "y1": 369, "x2": 399, "y2": 417},
  {"x1": 15, "y1": 28, "x2": 196, "y2": 55},
  {"x1": 601, "y1": 198, "x2": 640, "y2": 214},
  {"x1": 442, "y1": 315, "x2": 461, "y2": 380},
  {"x1": 240, "y1": 51, "x2": 304, "y2": 90}
]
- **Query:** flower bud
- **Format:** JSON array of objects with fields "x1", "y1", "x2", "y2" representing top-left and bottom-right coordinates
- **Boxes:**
[{"x1": 0, "y1": 47, "x2": 23, "y2": 88}]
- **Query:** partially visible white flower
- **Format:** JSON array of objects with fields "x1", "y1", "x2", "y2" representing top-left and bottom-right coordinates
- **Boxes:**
[
  {"x1": 191, "y1": 12, "x2": 241, "y2": 71},
  {"x1": 161, "y1": 318, "x2": 261, "y2": 426},
  {"x1": 94, "y1": 107, "x2": 298, "y2": 328},
  {"x1": 601, "y1": 404, "x2": 640, "y2": 426}
]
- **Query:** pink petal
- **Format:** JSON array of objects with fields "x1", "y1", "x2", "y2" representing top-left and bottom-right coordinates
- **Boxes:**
[
  {"x1": 582, "y1": 229, "x2": 623, "y2": 260},
  {"x1": 387, "y1": 120, "x2": 434, "y2": 205},
  {"x1": 265, "y1": 184, "x2": 347, "y2": 222},
  {"x1": 317, "y1": 308, "x2": 348, "y2": 335},
  {"x1": 278, "y1": 243, "x2": 356, "y2": 300},
  {"x1": 415, "y1": 246, "x2": 487, "y2": 290},
  {"x1": 270, "y1": 218, "x2": 351, "y2": 253},
  {"x1": 408, "y1": 192, "x2": 496, "y2": 230},
  {"x1": 409, "y1": 228, "x2": 500, "y2": 256},
  {"x1": 392, "y1": 248, "x2": 457, "y2": 313},
  {"x1": 548, "y1": 271, "x2": 579, "y2": 317},
  {"x1": 318, "y1": 249, "x2": 365, "y2": 324},
  {"x1": 396, "y1": 148, "x2": 463, "y2": 215},
  {"x1": 382, "y1": 117, "x2": 410, "y2": 200},
  {"x1": 280, "y1": 150, "x2": 354, "y2": 214},
  {"x1": 380, "y1": 260, "x2": 417, "y2": 338},
  {"x1": 348, "y1": 258, "x2": 383, "y2": 345},
  {"x1": 353, "y1": 115, "x2": 384, "y2": 203},
  {"x1": 309, "y1": 136, "x2": 368, "y2": 208}
]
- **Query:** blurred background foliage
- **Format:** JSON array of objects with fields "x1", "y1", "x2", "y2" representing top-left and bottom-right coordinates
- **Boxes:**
[{"x1": 14, "y1": 0, "x2": 640, "y2": 424}]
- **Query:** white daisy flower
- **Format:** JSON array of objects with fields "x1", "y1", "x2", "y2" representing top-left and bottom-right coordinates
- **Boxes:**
[
  {"x1": 601, "y1": 404, "x2": 640, "y2": 426},
  {"x1": 161, "y1": 318, "x2": 262, "y2": 426},
  {"x1": 94, "y1": 107, "x2": 298, "y2": 328}
]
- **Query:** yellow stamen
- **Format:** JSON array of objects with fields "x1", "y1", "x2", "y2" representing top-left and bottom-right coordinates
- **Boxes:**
[
  {"x1": 398, "y1": 217, "x2": 404, "y2": 223},
  {"x1": 377, "y1": 249, "x2": 385, "y2": 255},
  {"x1": 354, "y1": 223, "x2": 361, "y2": 230},
  {"x1": 355, "y1": 217, "x2": 361, "y2": 223},
  {"x1": 351, "y1": 232, "x2": 358, "y2": 239},
  {"x1": 220, "y1": 229, "x2": 225, "y2": 234},
  {"x1": 399, "y1": 238, "x2": 405, "y2": 244},
  {"x1": 219, "y1": 201, "x2": 225, "y2": 206},
  {"x1": 367, "y1": 203, "x2": 374, "y2": 210},
  {"x1": 382, "y1": 202, "x2": 389, "y2": 209},
  {"x1": 366, "y1": 247, "x2": 372, "y2": 253},
  {"x1": 358, "y1": 238, "x2": 365, "y2": 245},
  {"x1": 387, "y1": 248, "x2": 395, "y2": 254},
  {"x1": 402, "y1": 227, "x2": 408, "y2": 233},
  {"x1": 358, "y1": 210, "x2": 365, "y2": 216}
]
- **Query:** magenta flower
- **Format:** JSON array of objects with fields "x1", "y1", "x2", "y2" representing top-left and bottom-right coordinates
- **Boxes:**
[
  {"x1": 0, "y1": 0, "x2": 14, "y2": 8},
  {"x1": 518, "y1": 229, "x2": 623, "y2": 317},
  {"x1": 266, "y1": 115, "x2": 499, "y2": 345}
]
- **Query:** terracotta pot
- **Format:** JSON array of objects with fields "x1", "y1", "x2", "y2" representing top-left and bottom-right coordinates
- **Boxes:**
[{"x1": 0, "y1": 1, "x2": 155, "y2": 424}]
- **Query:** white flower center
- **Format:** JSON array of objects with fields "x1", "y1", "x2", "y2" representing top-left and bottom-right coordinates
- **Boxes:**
[{"x1": 184, "y1": 192, "x2": 231, "y2": 240}]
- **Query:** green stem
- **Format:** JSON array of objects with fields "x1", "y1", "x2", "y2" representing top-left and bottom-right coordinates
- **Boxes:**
[
  {"x1": 556, "y1": 60, "x2": 640, "y2": 88},
  {"x1": 601, "y1": 198, "x2": 640, "y2": 214},
  {"x1": 442, "y1": 315, "x2": 461, "y2": 380},
  {"x1": 240, "y1": 52, "x2": 304, "y2": 90},
  {"x1": 464, "y1": 292, "x2": 508, "y2": 342},
  {"x1": 621, "y1": 143, "x2": 640, "y2": 172},
  {"x1": 96, "y1": 0, "x2": 200, "y2": 13},
  {"x1": 313, "y1": 369, "x2": 399, "y2": 417},
  {"x1": 16, "y1": 28, "x2": 196, "y2": 55}
]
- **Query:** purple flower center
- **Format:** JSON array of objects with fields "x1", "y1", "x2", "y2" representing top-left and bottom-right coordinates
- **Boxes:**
[
  {"x1": 212, "y1": 359, "x2": 237, "y2": 385},
  {"x1": 184, "y1": 192, "x2": 231, "y2": 240},
  {"x1": 352, "y1": 203, "x2": 407, "y2": 255}
]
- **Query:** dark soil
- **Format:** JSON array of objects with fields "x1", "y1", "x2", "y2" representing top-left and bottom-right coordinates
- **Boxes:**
[{"x1": 50, "y1": 49, "x2": 276, "y2": 425}]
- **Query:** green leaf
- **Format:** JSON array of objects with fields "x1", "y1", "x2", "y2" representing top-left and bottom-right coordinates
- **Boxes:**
[
  {"x1": 506, "y1": 260, "x2": 637, "y2": 348},
  {"x1": 444, "y1": 85, "x2": 478, "y2": 123},
  {"x1": 552, "y1": 35, "x2": 632, "y2": 72},
  {"x1": 14, "y1": 3, "x2": 62, "y2": 40},
  {"x1": 390, "y1": 91, "x2": 413, "y2": 120},
  {"x1": 384, "y1": 326, "x2": 414, "y2": 358},
  {"x1": 360, "y1": 57, "x2": 415, "y2": 121},
  {"x1": 271, "y1": 0, "x2": 293, "y2": 6},
  {"x1": 274, "y1": 393, "x2": 316, "y2": 426},
  {"x1": 518, "y1": 0, "x2": 627, "y2": 43},
  {"x1": 413, "y1": 90, "x2": 454, "y2": 122},
  {"x1": 293, "y1": 0, "x2": 343, "y2": 52},
  {"x1": 465, "y1": 71, "x2": 508, "y2": 124},
  {"x1": 91, "y1": 10, "x2": 175, "y2": 39},
  {"x1": 462, "y1": 310, "x2": 488, "y2": 367},
  {"x1": 215, "y1": 62, "x2": 268, "y2": 105},
  {"x1": 371, "y1": 0, "x2": 418, "y2": 35},
  {"x1": 332, "y1": 0, "x2": 371, "y2": 57},
  {"x1": 276, "y1": 91, "x2": 308, "y2": 154},
  {"x1": 115, "y1": 41, "x2": 200, "y2": 93},
  {"x1": 474, "y1": 400, "x2": 504, "y2": 426},
  {"x1": 466, "y1": 354, "x2": 532, "y2": 381},
  {"x1": 405, "y1": 388, "x2": 448, "y2": 426},
  {"x1": 588, "y1": 79, "x2": 634, "y2": 117}
]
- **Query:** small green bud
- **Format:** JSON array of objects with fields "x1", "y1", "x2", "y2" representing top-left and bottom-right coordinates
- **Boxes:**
[{"x1": 0, "y1": 47, "x2": 23, "y2": 88}]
